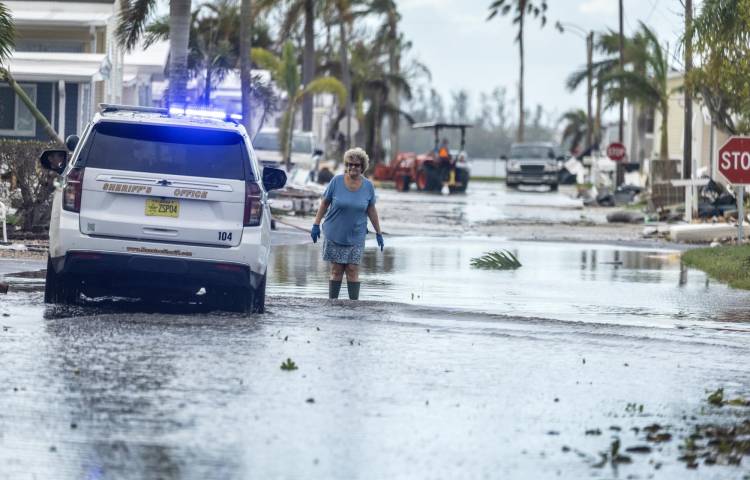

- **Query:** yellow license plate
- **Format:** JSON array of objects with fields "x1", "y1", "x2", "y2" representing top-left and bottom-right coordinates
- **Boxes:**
[{"x1": 145, "y1": 198, "x2": 179, "y2": 218}]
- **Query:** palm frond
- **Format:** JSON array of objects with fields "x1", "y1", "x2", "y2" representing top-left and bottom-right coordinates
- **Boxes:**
[
  {"x1": 471, "y1": 250, "x2": 522, "y2": 270},
  {"x1": 602, "y1": 70, "x2": 661, "y2": 106},
  {"x1": 117, "y1": 0, "x2": 157, "y2": 51},
  {"x1": 0, "y1": 1, "x2": 15, "y2": 65},
  {"x1": 143, "y1": 15, "x2": 169, "y2": 49},
  {"x1": 299, "y1": 76, "x2": 347, "y2": 105},
  {"x1": 251, "y1": 47, "x2": 281, "y2": 73}
]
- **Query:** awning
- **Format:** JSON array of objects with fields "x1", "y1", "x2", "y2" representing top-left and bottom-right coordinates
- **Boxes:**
[
  {"x1": 6, "y1": 52, "x2": 107, "y2": 82},
  {"x1": 5, "y1": 1, "x2": 113, "y2": 27}
]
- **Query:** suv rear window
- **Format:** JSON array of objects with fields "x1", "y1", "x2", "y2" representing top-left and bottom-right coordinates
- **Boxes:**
[{"x1": 83, "y1": 122, "x2": 246, "y2": 180}]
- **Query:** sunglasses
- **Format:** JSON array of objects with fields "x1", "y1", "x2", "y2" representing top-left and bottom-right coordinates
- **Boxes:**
[{"x1": 346, "y1": 163, "x2": 363, "y2": 169}]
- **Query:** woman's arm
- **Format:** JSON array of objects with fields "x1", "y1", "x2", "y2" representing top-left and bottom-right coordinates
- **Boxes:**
[
  {"x1": 367, "y1": 204, "x2": 382, "y2": 234},
  {"x1": 314, "y1": 198, "x2": 331, "y2": 225}
]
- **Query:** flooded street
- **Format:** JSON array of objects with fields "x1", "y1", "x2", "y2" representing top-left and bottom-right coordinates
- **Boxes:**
[{"x1": 1, "y1": 183, "x2": 749, "y2": 479}]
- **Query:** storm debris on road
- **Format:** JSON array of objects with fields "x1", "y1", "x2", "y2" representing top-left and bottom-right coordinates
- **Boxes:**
[{"x1": 280, "y1": 358, "x2": 298, "y2": 371}]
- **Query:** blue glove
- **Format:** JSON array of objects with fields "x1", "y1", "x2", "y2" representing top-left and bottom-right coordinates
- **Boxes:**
[
  {"x1": 311, "y1": 224, "x2": 321, "y2": 243},
  {"x1": 376, "y1": 233, "x2": 384, "y2": 252}
]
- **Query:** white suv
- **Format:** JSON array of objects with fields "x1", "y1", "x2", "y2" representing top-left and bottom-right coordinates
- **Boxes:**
[{"x1": 39, "y1": 104, "x2": 287, "y2": 312}]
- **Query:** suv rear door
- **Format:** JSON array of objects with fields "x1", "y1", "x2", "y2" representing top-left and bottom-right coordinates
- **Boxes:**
[{"x1": 78, "y1": 121, "x2": 251, "y2": 247}]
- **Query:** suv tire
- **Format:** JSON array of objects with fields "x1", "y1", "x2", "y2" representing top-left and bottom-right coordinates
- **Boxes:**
[
  {"x1": 44, "y1": 256, "x2": 81, "y2": 305},
  {"x1": 253, "y1": 273, "x2": 267, "y2": 313}
]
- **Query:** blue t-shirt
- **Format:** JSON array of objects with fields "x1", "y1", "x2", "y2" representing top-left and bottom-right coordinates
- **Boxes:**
[{"x1": 322, "y1": 175, "x2": 376, "y2": 246}]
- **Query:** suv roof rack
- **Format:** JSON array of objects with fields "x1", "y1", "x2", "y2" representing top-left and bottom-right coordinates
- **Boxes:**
[{"x1": 99, "y1": 103, "x2": 169, "y2": 115}]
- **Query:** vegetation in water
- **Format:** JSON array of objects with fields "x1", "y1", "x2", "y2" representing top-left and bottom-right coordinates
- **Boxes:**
[{"x1": 470, "y1": 250, "x2": 522, "y2": 270}]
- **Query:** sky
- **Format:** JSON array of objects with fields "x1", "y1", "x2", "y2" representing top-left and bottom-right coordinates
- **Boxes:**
[{"x1": 398, "y1": 0, "x2": 693, "y2": 122}]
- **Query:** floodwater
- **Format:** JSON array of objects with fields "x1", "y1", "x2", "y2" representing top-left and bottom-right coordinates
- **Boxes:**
[
  {"x1": 270, "y1": 237, "x2": 750, "y2": 330},
  {"x1": 1, "y1": 237, "x2": 750, "y2": 479}
]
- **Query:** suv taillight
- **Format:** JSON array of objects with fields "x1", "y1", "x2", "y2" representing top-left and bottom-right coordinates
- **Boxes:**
[
  {"x1": 243, "y1": 182, "x2": 262, "y2": 226},
  {"x1": 62, "y1": 167, "x2": 85, "y2": 213}
]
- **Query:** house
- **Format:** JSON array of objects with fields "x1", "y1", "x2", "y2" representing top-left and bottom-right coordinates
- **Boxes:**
[
  {"x1": 652, "y1": 72, "x2": 730, "y2": 181},
  {"x1": 1, "y1": 0, "x2": 167, "y2": 141}
]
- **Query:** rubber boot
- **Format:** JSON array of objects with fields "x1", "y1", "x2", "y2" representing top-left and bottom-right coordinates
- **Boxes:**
[
  {"x1": 329, "y1": 280, "x2": 342, "y2": 299},
  {"x1": 347, "y1": 281, "x2": 361, "y2": 300}
]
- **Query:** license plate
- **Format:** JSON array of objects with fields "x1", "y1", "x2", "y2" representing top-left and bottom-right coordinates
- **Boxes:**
[{"x1": 145, "y1": 198, "x2": 179, "y2": 218}]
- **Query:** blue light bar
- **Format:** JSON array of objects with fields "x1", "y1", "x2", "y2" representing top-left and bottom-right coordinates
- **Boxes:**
[{"x1": 169, "y1": 106, "x2": 242, "y2": 121}]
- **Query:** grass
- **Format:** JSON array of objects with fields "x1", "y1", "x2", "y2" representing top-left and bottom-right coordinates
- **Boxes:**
[{"x1": 682, "y1": 244, "x2": 750, "y2": 290}]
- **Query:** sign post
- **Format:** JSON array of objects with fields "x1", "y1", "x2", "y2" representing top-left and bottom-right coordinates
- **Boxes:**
[{"x1": 717, "y1": 136, "x2": 750, "y2": 242}]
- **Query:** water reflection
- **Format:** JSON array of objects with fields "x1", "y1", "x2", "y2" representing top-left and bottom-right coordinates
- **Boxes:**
[{"x1": 269, "y1": 237, "x2": 750, "y2": 326}]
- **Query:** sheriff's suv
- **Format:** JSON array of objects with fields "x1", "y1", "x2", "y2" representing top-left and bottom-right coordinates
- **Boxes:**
[{"x1": 39, "y1": 104, "x2": 286, "y2": 312}]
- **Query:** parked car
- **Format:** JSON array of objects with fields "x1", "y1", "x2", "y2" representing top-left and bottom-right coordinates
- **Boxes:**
[
  {"x1": 39, "y1": 104, "x2": 287, "y2": 312},
  {"x1": 502, "y1": 142, "x2": 565, "y2": 191},
  {"x1": 252, "y1": 128, "x2": 323, "y2": 171}
]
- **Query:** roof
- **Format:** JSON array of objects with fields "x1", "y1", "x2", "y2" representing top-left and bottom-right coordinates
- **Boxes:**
[
  {"x1": 6, "y1": 1, "x2": 114, "y2": 27},
  {"x1": 412, "y1": 122, "x2": 473, "y2": 130}
]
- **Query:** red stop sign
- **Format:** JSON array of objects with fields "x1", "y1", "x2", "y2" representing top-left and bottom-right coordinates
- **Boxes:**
[
  {"x1": 718, "y1": 136, "x2": 750, "y2": 184},
  {"x1": 606, "y1": 142, "x2": 627, "y2": 162}
]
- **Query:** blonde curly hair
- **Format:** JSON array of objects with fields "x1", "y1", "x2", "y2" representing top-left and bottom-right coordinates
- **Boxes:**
[{"x1": 343, "y1": 147, "x2": 370, "y2": 172}]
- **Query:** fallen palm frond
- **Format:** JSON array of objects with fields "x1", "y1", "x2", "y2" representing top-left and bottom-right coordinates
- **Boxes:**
[{"x1": 470, "y1": 250, "x2": 522, "y2": 270}]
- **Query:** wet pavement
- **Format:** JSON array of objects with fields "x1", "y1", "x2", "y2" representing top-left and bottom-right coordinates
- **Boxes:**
[{"x1": 1, "y1": 183, "x2": 749, "y2": 479}]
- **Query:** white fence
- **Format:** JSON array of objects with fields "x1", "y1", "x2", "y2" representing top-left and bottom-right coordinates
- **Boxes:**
[{"x1": 470, "y1": 158, "x2": 506, "y2": 178}]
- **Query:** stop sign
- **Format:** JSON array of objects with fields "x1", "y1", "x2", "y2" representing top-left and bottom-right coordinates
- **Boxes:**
[
  {"x1": 718, "y1": 136, "x2": 750, "y2": 184},
  {"x1": 606, "y1": 142, "x2": 627, "y2": 162}
]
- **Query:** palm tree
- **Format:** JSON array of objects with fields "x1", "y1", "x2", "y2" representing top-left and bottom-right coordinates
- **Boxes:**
[
  {"x1": 355, "y1": 0, "x2": 401, "y2": 157},
  {"x1": 347, "y1": 39, "x2": 413, "y2": 164},
  {"x1": 145, "y1": 1, "x2": 240, "y2": 106},
  {"x1": 240, "y1": 0, "x2": 253, "y2": 134},
  {"x1": 487, "y1": 0, "x2": 548, "y2": 142},
  {"x1": 603, "y1": 23, "x2": 671, "y2": 161},
  {"x1": 251, "y1": 42, "x2": 346, "y2": 168},
  {"x1": 255, "y1": 0, "x2": 318, "y2": 131},
  {"x1": 117, "y1": 0, "x2": 191, "y2": 107},
  {"x1": 559, "y1": 109, "x2": 588, "y2": 155}
]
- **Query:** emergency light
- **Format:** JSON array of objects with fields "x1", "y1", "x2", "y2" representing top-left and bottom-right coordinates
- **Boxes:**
[{"x1": 168, "y1": 106, "x2": 242, "y2": 121}]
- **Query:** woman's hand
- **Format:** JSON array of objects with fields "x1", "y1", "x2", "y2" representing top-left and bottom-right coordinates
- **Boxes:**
[
  {"x1": 311, "y1": 224, "x2": 321, "y2": 243},
  {"x1": 376, "y1": 233, "x2": 384, "y2": 251}
]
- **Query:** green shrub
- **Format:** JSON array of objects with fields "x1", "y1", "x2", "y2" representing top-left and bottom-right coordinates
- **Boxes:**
[{"x1": 0, "y1": 139, "x2": 58, "y2": 232}]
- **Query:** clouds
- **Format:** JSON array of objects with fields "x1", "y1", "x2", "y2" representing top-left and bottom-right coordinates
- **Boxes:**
[{"x1": 578, "y1": 0, "x2": 618, "y2": 16}]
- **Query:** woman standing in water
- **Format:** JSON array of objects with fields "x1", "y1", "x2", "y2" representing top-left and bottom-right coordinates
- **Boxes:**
[{"x1": 311, "y1": 148, "x2": 384, "y2": 299}]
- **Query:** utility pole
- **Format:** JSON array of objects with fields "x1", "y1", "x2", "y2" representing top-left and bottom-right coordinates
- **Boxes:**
[
  {"x1": 586, "y1": 31, "x2": 594, "y2": 150},
  {"x1": 618, "y1": 0, "x2": 624, "y2": 142},
  {"x1": 617, "y1": 0, "x2": 625, "y2": 186},
  {"x1": 683, "y1": 0, "x2": 693, "y2": 181}
]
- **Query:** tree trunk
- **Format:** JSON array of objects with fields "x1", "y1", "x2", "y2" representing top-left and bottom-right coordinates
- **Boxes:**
[
  {"x1": 683, "y1": 0, "x2": 693, "y2": 179},
  {"x1": 285, "y1": 105, "x2": 296, "y2": 170},
  {"x1": 338, "y1": 19, "x2": 351, "y2": 149},
  {"x1": 0, "y1": 68, "x2": 63, "y2": 146},
  {"x1": 660, "y1": 103, "x2": 669, "y2": 161},
  {"x1": 240, "y1": 0, "x2": 253, "y2": 134},
  {"x1": 168, "y1": 0, "x2": 191, "y2": 107},
  {"x1": 517, "y1": 8, "x2": 525, "y2": 143},
  {"x1": 204, "y1": 69, "x2": 212, "y2": 106},
  {"x1": 595, "y1": 84, "x2": 603, "y2": 146},
  {"x1": 387, "y1": 11, "x2": 400, "y2": 162},
  {"x1": 302, "y1": 0, "x2": 315, "y2": 132}
]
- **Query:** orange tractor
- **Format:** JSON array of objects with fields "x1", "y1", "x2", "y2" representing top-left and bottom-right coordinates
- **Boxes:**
[{"x1": 373, "y1": 122, "x2": 472, "y2": 193}]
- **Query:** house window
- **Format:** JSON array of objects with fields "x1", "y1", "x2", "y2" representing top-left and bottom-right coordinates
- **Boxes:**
[{"x1": 0, "y1": 84, "x2": 37, "y2": 136}]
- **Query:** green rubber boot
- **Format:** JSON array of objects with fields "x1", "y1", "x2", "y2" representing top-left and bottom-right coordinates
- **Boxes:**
[
  {"x1": 347, "y1": 281, "x2": 361, "y2": 300},
  {"x1": 329, "y1": 280, "x2": 342, "y2": 299}
]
